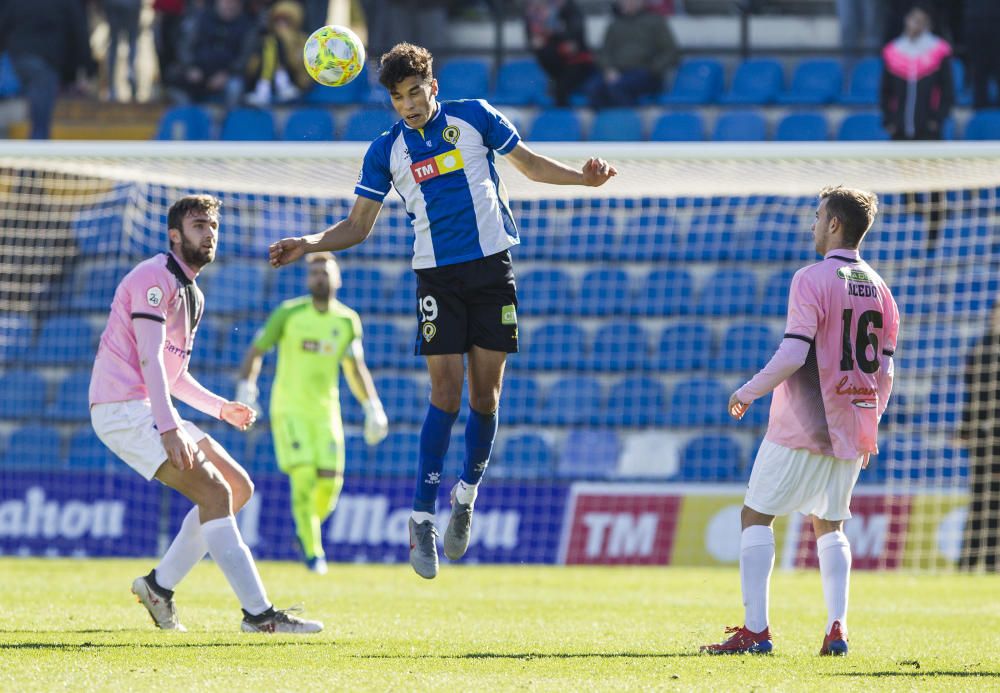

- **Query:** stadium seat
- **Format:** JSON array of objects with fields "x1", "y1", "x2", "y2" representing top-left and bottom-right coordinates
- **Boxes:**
[
  {"x1": 47, "y1": 370, "x2": 91, "y2": 421},
  {"x1": 372, "y1": 430, "x2": 420, "y2": 477},
  {"x1": 759, "y1": 268, "x2": 796, "y2": 317},
  {"x1": 0, "y1": 371, "x2": 46, "y2": 419},
  {"x1": 935, "y1": 222, "x2": 990, "y2": 261},
  {"x1": 650, "y1": 322, "x2": 712, "y2": 371},
  {"x1": 3, "y1": 424, "x2": 62, "y2": 469},
  {"x1": 30, "y1": 316, "x2": 98, "y2": 365},
  {"x1": 719, "y1": 58, "x2": 784, "y2": 104},
  {"x1": 650, "y1": 112, "x2": 705, "y2": 141},
  {"x1": 588, "y1": 321, "x2": 649, "y2": 372},
  {"x1": 837, "y1": 112, "x2": 889, "y2": 141},
  {"x1": 304, "y1": 73, "x2": 370, "y2": 105},
  {"x1": 282, "y1": 108, "x2": 335, "y2": 141},
  {"x1": 219, "y1": 108, "x2": 276, "y2": 141},
  {"x1": 558, "y1": 429, "x2": 620, "y2": 478},
  {"x1": 576, "y1": 268, "x2": 632, "y2": 316},
  {"x1": 71, "y1": 199, "x2": 128, "y2": 258},
  {"x1": 156, "y1": 105, "x2": 214, "y2": 140},
  {"x1": 0, "y1": 314, "x2": 34, "y2": 364},
  {"x1": 436, "y1": 59, "x2": 490, "y2": 100},
  {"x1": 695, "y1": 269, "x2": 758, "y2": 316},
  {"x1": 337, "y1": 266, "x2": 385, "y2": 314},
  {"x1": 492, "y1": 58, "x2": 549, "y2": 106},
  {"x1": 742, "y1": 211, "x2": 813, "y2": 263},
  {"x1": 775, "y1": 112, "x2": 829, "y2": 141},
  {"x1": 267, "y1": 260, "x2": 309, "y2": 305},
  {"x1": 614, "y1": 214, "x2": 678, "y2": 262},
  {"x1": 712, "y1": 111, "x2": 767, "y2": 141},
  {"x1": 590, "y1": 108, "x2": 644, "y2": 141},
  {"x1": 660, "y1": 58, "x2": 724, "y2": 104},
  {"x1": 0, "y1": 52, "x2": 21, "y2": 97},
  {"x1": 343, "y1": 107, "x2": 397, "y2": 141},
  {"x1": 604, "y1": 376, "x2": 666, "y2": 427},
  {"x1": 682, "y1": 213, "x2": 736, "y2": 261},
  {"x1": 214, "y1": 318, "x2": 264, "y2": 369},
  {"x1": 558, "y1": 214, "x2": 617, "y2": 260},
  {"x1": 500, "y1": 376, "x2": 540, "y2": 425},
  {"x1": 777, "y1": 59, "x2": 843, "y2": 104},
  {"x1": 840, "y1": 57, "x2": 882, "y2": 105},
  {"x1": 517, "y1": 268, "x2": 575, "y2": 316},
  {"x1": 964, "y1": 110, "x2": 1000, "y2": 140},
  {"x1": 362, "y1": 320, "x2": 407, "y2": 370},
  {"x1": 952, "y1": 270, "x2": 1000, "y2": 316},
  {"x1": 245, "y1": 428, "x2": 277, "y2": 475},
  {"x1": 665, "y1": 377, "x2": 728, "y2": 427},
  {"x1": 69, "y1": 261, "x2": 133, "y2": 312},
  {"x1": 66, "y1": 425, "x2": 117, "y2": 470},
  {"x1": 493, "y1": 433, "x2": 552, "y2": 479},
  {"x1": 634, "y1": 268, "x2": 694, "y2": 317},
  {"x1": 529, "y1": 109, "x2": 583, "y2": 142},
  {"x1": 677, "y1": 434, "x2": 745, "y2": 482},
  {"x1": 200, "y1": 262, "x2": 267, "y2": 314},
  {"x1": 520, "y1": 322, "x2": 587, "y2": 371},
  {"x1": 374, "y1": 375, "x2": 426, "y2": 425},
  {"x1": 539, "y1": 376, "x2": 604, "y2": 426},
  {"x1": 713, "y1": 322, "x2": 775, "y2": 373}
]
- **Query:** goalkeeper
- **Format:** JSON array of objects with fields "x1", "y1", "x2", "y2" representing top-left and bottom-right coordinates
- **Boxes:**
[{"x1": 236, "y1": 252, "x2": 387, "y2": 574}]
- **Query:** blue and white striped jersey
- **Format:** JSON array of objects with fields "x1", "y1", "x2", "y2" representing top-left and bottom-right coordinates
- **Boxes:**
[{"x1": 354, "y1": 99, "x2": 521, "y2": 269}]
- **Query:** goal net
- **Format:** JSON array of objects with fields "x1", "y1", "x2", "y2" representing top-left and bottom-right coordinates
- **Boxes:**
[{"x1": 1, "y1": 140, "x2": 998, "y2": 572}]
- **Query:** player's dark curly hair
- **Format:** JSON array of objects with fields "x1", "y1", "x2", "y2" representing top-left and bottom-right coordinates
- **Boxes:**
[
  {"x1": 820, "y1": 186, "x2": 878, "y2": 247},
  {"x1": 378, "y1": 43, "x2": 433, "y2": 89},
  {"x1": 167, "y1": 194, "x2": 222, "y2": 234}
]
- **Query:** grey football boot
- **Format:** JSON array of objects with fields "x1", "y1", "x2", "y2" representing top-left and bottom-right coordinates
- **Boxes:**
[
  {"x1": 443, "y1": 484, "x2": 474, "y2": 561},
  {"x1": 408, "y1": 517, "x2": 439, "y2": 579}
]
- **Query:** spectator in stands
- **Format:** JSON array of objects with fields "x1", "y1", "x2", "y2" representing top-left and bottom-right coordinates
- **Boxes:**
[
  {"x1": 165, "y1": 0, "x2": 255, "y2": 107},
  {"x1": 964, "y1": 0, "x2": 1000, "y2": 110},
  {"x1": 880, "y1": 5, "x2": 953, "y2": 140},
  {"x1": 523, "y1": 0, "x2": 595, "y2": 107},
  {"x1": 153, "y1": 0, "x2": 187, "y2": 94},
  {"x1": 0, "y1": 0, "x2": 97, "y2": 139},
  {"x1": 838, "y1": 0, "x2": 883, "y2": 58},
  {"x1": 586, "y1": 0, "x2": 677, "y2": 110},
  {"x1": 244, "y1": 0, "x2": 312, "y2": 105},
  {"x1": 957, "y1": 300, "x2": 1000, "y2": 572},
  {"x1": 101, "y1": 0, "x2": 142, "y2": 101}
]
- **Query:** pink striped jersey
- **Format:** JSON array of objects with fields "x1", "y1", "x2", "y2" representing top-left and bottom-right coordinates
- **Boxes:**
[{"x1": 738, "y1": 248, "x2": 900, "y2": 460}]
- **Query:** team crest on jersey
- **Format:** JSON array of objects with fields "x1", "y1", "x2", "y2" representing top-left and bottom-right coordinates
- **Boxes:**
[
  {"x1": 837, "y1": 267, "x2": 872, "y2": 283},
  {"x1": 422, "y1": 322, "x2": 437, "y2": 342},
  {"x1": 442, "y1": 125, "x2": 460, "y2": 144},
  {"x1": 146, "y1": 286, "x2": 163, "y2": 307}
]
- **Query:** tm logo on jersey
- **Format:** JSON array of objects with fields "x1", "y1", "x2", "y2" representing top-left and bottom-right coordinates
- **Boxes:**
[{"x1": 410, "y1": 149, "x2": 465, "y2": 183}]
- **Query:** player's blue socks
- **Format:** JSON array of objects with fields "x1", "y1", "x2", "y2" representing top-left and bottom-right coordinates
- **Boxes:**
[
  {"x1": 413, "y1": 403, "x2": 459, "y2": 513},
  {"x1": 462, "y1": 407, "x2": 497, "y2": 486}
]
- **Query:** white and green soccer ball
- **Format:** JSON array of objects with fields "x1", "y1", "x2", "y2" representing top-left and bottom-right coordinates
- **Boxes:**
[{"x1": 303, "y1": 25, "x2": 366, "y2": 88}]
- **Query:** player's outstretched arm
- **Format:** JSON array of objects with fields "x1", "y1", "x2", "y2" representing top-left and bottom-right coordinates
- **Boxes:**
[
  {"x1": 269, "y1": 196, "x2": 383, "y2": 267},
  {"x1": 505, "y1": 142, "x2": 617, "y2": 187},
  {"x1": 344, "y1": 341, "x2": 388, "y2": 445}
]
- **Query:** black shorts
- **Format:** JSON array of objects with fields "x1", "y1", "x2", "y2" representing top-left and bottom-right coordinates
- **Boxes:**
[{"x1": 413, "y1": 251, "x2": 519, "y2": 355}]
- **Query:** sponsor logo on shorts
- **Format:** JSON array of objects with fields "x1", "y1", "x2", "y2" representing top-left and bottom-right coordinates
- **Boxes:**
[
  {"x1": 422, "y1": 322, "x2": 437, "y2": 342},
  {"x1": 501, "y1": 304, "x2": 517, "y2": 325},
  {"x1": 410, "y1": 149, "x2": 465, "y2": 183},
  {"x1": 442, "y1": 125, "x2": 460, "y2": 144},
  {"x1": 146, "y1": 286, "x2": 163, "y2": 307}
]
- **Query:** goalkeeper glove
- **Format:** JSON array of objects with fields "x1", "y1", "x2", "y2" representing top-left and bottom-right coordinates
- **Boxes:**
[
  {"x1": 235, "y1": 379, "x2": 260, "y2": 416},
  {"x1": 363, "y1": 399, "x2": 388, "y2": 446}
]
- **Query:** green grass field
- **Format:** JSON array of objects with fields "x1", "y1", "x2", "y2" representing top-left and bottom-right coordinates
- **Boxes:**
[{"x1": 1, "y1": 558, "x2": 997, "y2": 691}]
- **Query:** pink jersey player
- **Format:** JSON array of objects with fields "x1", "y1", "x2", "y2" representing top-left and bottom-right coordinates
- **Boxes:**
[{"x1": 703, "y1": 186, "x2": 899, "y2": 658}]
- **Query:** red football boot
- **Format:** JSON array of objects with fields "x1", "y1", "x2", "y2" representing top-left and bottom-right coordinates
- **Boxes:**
[
  {"x1": 819, "y1": 620, "x2": 849, "y2": 656},
  {"x1": 701, "y1": 625, "x2": 773, "y2": 654}
]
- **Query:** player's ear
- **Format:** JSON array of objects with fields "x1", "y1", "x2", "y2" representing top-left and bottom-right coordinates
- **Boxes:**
[
  {"x1": 429, "y1": 78, "x2": 439, "y2": 97},
  {"x1": 167, "y1": 227, "x2": 181, "y2": 247}
]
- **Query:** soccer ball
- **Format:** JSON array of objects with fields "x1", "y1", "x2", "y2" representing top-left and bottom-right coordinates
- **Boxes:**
[{"x1": 303, "y1": 25, "x2": 366, "y2": 88}]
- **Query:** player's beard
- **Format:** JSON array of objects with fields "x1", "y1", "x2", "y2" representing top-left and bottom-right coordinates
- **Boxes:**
[
  {"x1": 309, "y1": 282, "x2": 331, "y2": 304},
  {"x1": 178, "y1": 233, "x2": 215, "y2": 269}
]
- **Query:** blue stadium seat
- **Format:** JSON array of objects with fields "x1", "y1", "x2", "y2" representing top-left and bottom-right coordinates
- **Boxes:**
[
  {"x1": 189, "y1": 319, "x2": 221, "y2": 367},
  {"x1": 362, "y1": 320, "x2": 407, "y2": 370},
  {"x1": 713, "y1": 322, "x2": 775, "y2": 373},
  {"x1": 695, "y1": 269, "x2": 758, "y2": 316},
  {"x1": 343, "y1": 107, "x2": 397, "y2": 141},
  {"x1": 665, "y1": 377, "x2": 728, "y2": 427},
  {"x1": 538, "y1": 376, "x2": 603, "y2": 426},
  {"x1": 3, "y1": 424, "x2": 62, "y2": 469},
  {"x1": 952, "y1": 270, "x2": 1000, "y2": 316},
  {"x1": 650, "y1": 112, "x2": 705, "y2": 141},
  {"x1": 759, "y1": 268, "x2": 795, "y2": 316},
  {"x1": 713, "y1": 111, "x2": 767, "y2": 141},
  {"x1": 492, "y1": 58, "x2": 549, "y2": 106},
  {"x1": 614, "y1": 214, "x2": 678, "y2": 262},
  {"x1": 837, "y1": 112, "x2": 889, "y2": 141},
  {"x1": 0, "y1": 371, "x2": 46, "y2": 419},
  {"x1": 840, "y1": 57, "x2": 882, "y2": 105},
  {"x1": 69, "y1": 261, "x2": 131, "y2": 312},
  {"x1": 156, "y1": 105, "x2": 214, "y2": 140},
  {"x1": 493, "y1": 433, "x2": 552, "y2": 479},
  {"x1": 267, "y1": 261, "x2": 309, "y2": 305},
  {"x1": 374, "y1": 375, "x2": 426, "y2": 425},
  {"x1": 576, "y1": 268, "x2": 631, "y2": 316},
  {"x1": 202, "y1": 424, "x2": 249, "y2": 466},
  {"x1": 200, "y1": 263, "x2": 266, "y2": 314},
  {"x1": 660, "y1": 58, "x2": 724, "y2": 104},
  {"x1": 557, "y1": 214, "x2": 617, "y2": 261},
  {"x1": 682, "y1": 213, "x2": 736, "y2": 261},
  {"x1": 558, "y1": 429, "x2": 620, "y2": 478},
  {"x1": 719, "y1": 58, "x2": 783, "y2": 104},
  {"x1": 0, "y1": 52, "x2": 21, "y2": 97},
  {"x1": 304, "y1": 73, "x2": 370, "y2": 105},
  {"x1": 372, "y1": 430, "x2": 420, "y2": 477},
  {"x1": 500, "y1": 376, "x2": 540, "y2": 425},
  {"x1": 47, "y1": 370, "x2": 91, "y2": 421},
  {"x1": 634, "y1": 268, "x2": 694, "y2": 316},
  {"x1": 0, "y1": 315, "x2": 34, "y2": 364},
  {"x1": 651, "y1": 323, "x2": 712, "y2": 371},
  {"x1": 282, "y1": 108, "x2": 335, "y2": 141},
  {"x1": 604, "y1": 376, "x2": 666, "y2": 427},
  {"x1": 245, "y1": 428, "x2": 277, "y2": 475},
  {"x1": 935, "y1": 222, "x2": 990, "y2": 260},
  {"x1": 338, "y1": 266, "x2": 385, "y2": 314},
  {"x1": 775, "y1": 112, "x2": 829, "y2": 141},
  {"x1": 30, "y1": 316, "x2": 97, "y2": 365},
  {"x1": 964, "y1": 110, "x2": 1000, "y2": 140},
  {"x1": 588, "y1": 321, "x2": 648, "y2": 372},
  {"x1": 66, "y1": 425, "x2": 117, "y2": 470},
  {"x1": 215, "y1": 318, "x2": 263, "y2": 369},
  {"x1": 436, "y1": 59, "x2": 490, "y2": 100},
  {"x1": 677, "y1": 434, "x2": 745, "y2": 481},
  {"x1": 529, "y1": 109, "x2": 583, "y2": 141},
  {"x1": 743, "y1": 211, "x2": 814, "y2": 263},
  {"x1": 518, "y1": 268, "x2": 575, "y2": 316},
  {"x1": 590, "y1": 108, "x2": 644, "y2": 141},
  {"x1": 220, "y1": 108, "x2": 276, "y2": 141},
  {"x1": 521, "y1": 322, "x2": 587, "y2": 371},
  {"x1": 777, "y1": 59, "x2": 843, "y2": 104}
]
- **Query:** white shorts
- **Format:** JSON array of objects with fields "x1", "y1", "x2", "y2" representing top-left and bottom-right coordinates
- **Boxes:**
[
  {"x1": 90, "y1": 401, "x2": 207, "y2": 481},
  {"x1": 744, "y1": 439, "x2": 863, "y2": 521}
]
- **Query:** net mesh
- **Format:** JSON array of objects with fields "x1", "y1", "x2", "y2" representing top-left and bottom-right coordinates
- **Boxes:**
[{"x1": 1, "y1": 141, "x2": 998, "y2": 572}]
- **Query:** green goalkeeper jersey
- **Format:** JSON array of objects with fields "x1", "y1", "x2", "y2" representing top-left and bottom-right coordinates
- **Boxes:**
[{"x1": 253, "y1": 297, "x2": 363, "y2": 418}]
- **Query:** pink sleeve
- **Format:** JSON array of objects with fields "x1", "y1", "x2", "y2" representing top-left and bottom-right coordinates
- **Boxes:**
[
  {"x1": 784, "y1": 269, "x2": 822, "y2": 341},
  {"x1": 736, "y1": 337, "x2": 811, "y2": 402},
  {"x1": 134, "y1": 316, "x2": 182, "y2": 433},
  {"x1": 127, "y1": 269, "x2": 170, "y2": 322},
  {"x1": 172, "y1": 371, "x2": 227, "y2": 420}
]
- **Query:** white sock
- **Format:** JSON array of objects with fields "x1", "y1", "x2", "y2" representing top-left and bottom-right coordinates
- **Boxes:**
[
  {"x1": 411, "y1": 511, "x2": 435, "y2": 525},
  {"x1": 155, "y1": 507, "x2": 208, "y2": 590},
  {"x1": 817, "y1": 530, "x2": 851, "y2": 634},
  {"x1": 455, "y1": 479, "x2": 478, "y2": 506},
  {"x1": 201, "y1": 516, "x2": 271, "y2": 616},
  {"x1": 740, "y1": 525, "x2": 775, "y2": 634}
]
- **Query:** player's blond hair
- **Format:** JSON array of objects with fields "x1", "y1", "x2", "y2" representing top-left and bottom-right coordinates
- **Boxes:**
[
  {"x1": 307, "y1": 251, "x2": 337, "y2": 265},
  {"x1": 819, "y1": 186, "x2": 878, "y2": 247}
]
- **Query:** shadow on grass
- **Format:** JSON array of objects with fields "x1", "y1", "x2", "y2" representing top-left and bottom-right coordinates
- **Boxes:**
[
  {"x1": 831, "y1": 672, "x2": 1000, "y2": 679},
  {"x1": 355, "y1": 652, "x2": 702, "y2": 660},
  {"x1": 0, "y1": 640, "x2": 330, "y2": 650}
]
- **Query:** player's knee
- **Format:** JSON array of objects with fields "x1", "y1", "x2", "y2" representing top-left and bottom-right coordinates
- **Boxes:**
[
  {"x1": 232, "y1": 475, "x2": 254, "y2": 511},
  {"x1": 469, "y1": 392, "x2": 499, "y2": 414},
  {"x1": 430, "y1": 381, "x2": 463, "y2": 412},
  {"x1": 201, "y1": 476, "x2": 233, "y2": 516}
]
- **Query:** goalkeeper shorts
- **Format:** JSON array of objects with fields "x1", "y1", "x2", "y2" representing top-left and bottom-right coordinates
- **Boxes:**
[{"x1": 271, "y1": 414, "x2": 344, "y2": 474}]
